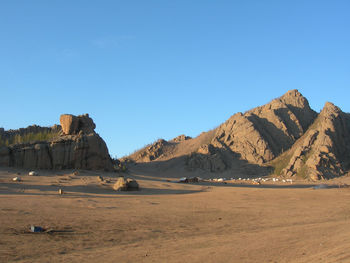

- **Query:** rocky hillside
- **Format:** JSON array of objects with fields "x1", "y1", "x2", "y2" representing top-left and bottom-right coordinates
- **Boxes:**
[
  {"x1": 125, "y1": 90, "x2": 350, "y2": 180},
  {"x1": 272, "y1": 102, "x2": 350, "y2": 180},
  {"x1": 210, "y1": 89, "x2": 317, "y2": 164},
  {"x1": 0, "y1": 114, "x2": 114, "y2": 171}
]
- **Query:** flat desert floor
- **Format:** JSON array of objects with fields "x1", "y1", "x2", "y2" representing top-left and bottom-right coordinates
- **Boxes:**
[{"x1": 1, "y1": 168, "x2": 350, "y2": 263}]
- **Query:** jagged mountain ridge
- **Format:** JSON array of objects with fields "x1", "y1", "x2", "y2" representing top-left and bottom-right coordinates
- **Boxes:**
[{"x1": 125, "y1": 90, "x2": 350, "y2": 180}]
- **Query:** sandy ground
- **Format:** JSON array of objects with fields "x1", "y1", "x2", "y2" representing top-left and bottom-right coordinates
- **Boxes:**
[{"x1": 1, "y1": 168, "x2": 350, "y2": 263}]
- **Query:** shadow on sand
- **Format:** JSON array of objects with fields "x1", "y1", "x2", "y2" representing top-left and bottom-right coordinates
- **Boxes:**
[{"x1": 0, "y1": 182, "x2": 204, "y2": 197}]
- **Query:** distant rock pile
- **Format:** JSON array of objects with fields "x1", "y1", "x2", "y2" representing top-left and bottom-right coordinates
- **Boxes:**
[{"x1": 0, "y1": 114, "x2": 114, "y2": 171}]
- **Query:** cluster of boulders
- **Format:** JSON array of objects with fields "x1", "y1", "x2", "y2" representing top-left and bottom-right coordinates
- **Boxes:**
[{"x1": 0, "y1": 114, "x2": 114, "y2": 171}]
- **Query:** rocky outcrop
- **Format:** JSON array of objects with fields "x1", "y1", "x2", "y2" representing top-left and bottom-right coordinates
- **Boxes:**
[
  {"x1": 60, "y1": 114, "x2": 96, "y2": 135},
  {"x1": 0, "y1": 114, "x2": 113, "y2": 171},
  {"x1": 127, "y1": 139, "x2": 174, "y2": 162},
  {"x1": 213, "y1": 89, "x2": 317, "y2": 165},
  {"x1": 278, "y1": 102, "x2": 350, "y2": 180},
  {"x1": 185, "y1": 90, "x2": 317, "y2": 172},
  {"x1": 170, "y1": 134, "x2": 192, "y2": 143},
  {"x1": 60, "y1": 115, "x2": 79, "y2": 135}
]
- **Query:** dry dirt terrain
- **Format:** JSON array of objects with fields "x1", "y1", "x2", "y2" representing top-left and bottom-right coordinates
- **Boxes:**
[{"x1": 1, "y1": 167, "x2": 350, "y2": 263}]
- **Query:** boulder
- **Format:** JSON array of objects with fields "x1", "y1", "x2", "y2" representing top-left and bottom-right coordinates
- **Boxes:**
[
  {"x1": 126, "y1": 178, "x2": 139, "y2": 190},
  {"x1": 113, "y1": 177, "x2": 128, "y2": 191},
  {"x1": 59, "y1": 114, "x2": 96, "y2": 135},
  {"x1": 60, "y1": 114, "x2": 79, "y2": 135},
  {"x1": 113, "y1": 177, "x2": 139, "y2": 191}
]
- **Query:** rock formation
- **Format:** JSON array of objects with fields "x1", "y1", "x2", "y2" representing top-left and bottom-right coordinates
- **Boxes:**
[
  {"x1": 277, "y1": 102, "x2": 350, "y2": 180},
  {"x1": 128, "y1": 139, "x2": 174, "y2": 162},
  {"x1": 124, "y1": 89, "x2": 350, "y2": 180},
  {"x1": 0, "y1": 114, "x2": 113, "y2": 171},
  {"x1": 113, "y1": 177, "x2": 139, "y2": 191},
  {"x1": 170, "y1": 134, "x2": 192, "y2": 143},
  {"x1": 126, "y1": 90, "x2": 318, "y2": 171},
  {"x1": 212, "y1": 89, "x2": 317, "y2": 164},
  {"x1": 60, "y1": 114, "x2": 96, "y2": 135}
]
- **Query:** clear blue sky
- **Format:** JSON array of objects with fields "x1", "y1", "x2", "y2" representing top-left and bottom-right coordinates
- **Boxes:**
[{"x1": 1, "y1": 1, "x2": 349, "y2": 157}]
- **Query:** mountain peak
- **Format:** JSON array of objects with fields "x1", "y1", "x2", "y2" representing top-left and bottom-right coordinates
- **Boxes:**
[
  {"x1": 278, "y1": 89, "x2": 311, "y2": 109},
  {"x1": 283, "y1": 89, "x2": 303, "y2": 98},
  {"x1": 321, "y1": 102, "x2": 341, "y2": 117}
]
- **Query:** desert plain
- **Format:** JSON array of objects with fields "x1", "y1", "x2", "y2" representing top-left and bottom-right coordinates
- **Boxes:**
[
  {"x1": 1, "y1": 166, "x2": 350, "y2": 263},
  {"x1": 2, "y1": 90, "x2": 350, "y2": 262}
]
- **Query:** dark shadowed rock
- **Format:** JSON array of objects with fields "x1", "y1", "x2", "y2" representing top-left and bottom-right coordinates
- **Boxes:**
[
  {"x1": 126, "y1": 178, "x2": 139, "y2": 190},
  {"x1": 0, "y1": 146, "x2": 10, "y2": 166}
]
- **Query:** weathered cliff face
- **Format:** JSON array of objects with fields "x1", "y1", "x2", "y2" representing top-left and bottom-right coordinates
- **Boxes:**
[
  {"x1": 278, "y1": 102, "x2": 350, "y2": 180},
  {"x1": 0, "y1": 114, "x2": 114, "y2": 171}
]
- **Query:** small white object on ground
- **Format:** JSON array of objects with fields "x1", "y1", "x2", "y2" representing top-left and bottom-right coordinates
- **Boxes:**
[
  {"x1": 12, "y1": 177, "x2": 21, "y2": 182},
  {"x1": 28, "y1": 171, "x2": 38, "y2": 176}
]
